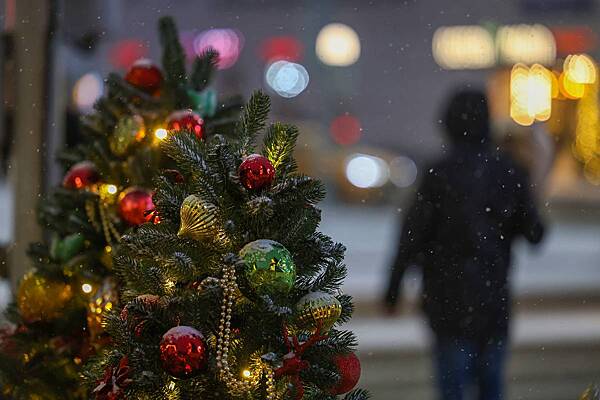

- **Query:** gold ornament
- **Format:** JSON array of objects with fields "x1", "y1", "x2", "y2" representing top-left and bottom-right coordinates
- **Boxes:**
[
  {"x1": 109, "y1": 114, "x2": 145, "y2": 156},
  {"x1": 295, "y1": 291, "x2": 342, "y2": 333},
  {"x1": 177, "y1": 195, "x2": 224, "y2": 242},
  {"x1": 17, "y1": 272, "x2": 73, "y2": 323},
  {"x1": 87, "y1": 277, "x2": 119, "y2": 338}
]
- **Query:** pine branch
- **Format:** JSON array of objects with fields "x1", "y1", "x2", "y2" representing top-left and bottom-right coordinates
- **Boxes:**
[
  {"x1": 190, "y1": 48, "x2": 219, "y2": 91},
  {"x1": 263, "y1": 122, "x2": 299, "y2": 175},
  {"x1": 158, "y1": 16, "x2": 187, "y2": 88},
  {"x1": 237, "y1": 91, "x2": 270, "y2": 151}
]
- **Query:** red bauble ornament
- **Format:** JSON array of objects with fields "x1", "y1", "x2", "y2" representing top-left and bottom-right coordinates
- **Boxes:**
[
  {"x1": 63, "y1": 161, "x2": 100, "y2": 189},
  {"x1": 167, "y1": 110, "x2": 204, "y2": 139},
  {"x1": 124, "y1": 58, "x2": 163, "y2": 95},
  {"x1": 159, "y1": 326, "x2": 207, "y2": 378},
  {"x1": 118, "y1": 187, "x2": 155, "y2": 226},
  {"x1": 329, "y1": 352, "x2": 361, "y2": 395},
  {"x1": 238, "y1": 154, "x2": 275, "y2": 190}
]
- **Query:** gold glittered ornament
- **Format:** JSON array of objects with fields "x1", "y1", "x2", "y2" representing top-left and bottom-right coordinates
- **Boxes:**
[
  {"x1": 109, "y1": 114, "x2": 145, "y2": 156},
  {"x1": 177, "y1": 194, "x2": 222, "y2": 242},
  {"x1": 295, "y1": 291, "x2": 342, "y2": 333},
  {"x1": 87, "y1": 277, "x2": 119, "y2": 338},
  {"x1": 17, "y1": 272, "x2": 73, "y2": 323}
]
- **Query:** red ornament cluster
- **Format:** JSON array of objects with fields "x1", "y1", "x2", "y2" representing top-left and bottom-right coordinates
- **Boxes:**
[
  {"x1": 159, "y1": 326, "x2": 207, "y2": 378},
  {"x1": 63, "y1": 161, "x2": 100, "y2": 189},
  {"x1": 167, "y1": 110, "x2": 204, "y2": 139},
  {"x1": 120, "y1": 294, "x2": 160, "y2": 337},
  {"x1": 329, "y1": 352, "x2": 361, "y2": 395},
  {"x1": 93, "y1": 356, "x2": 132, "y2": 400},
  {"x1": 124, "y1": 58, "x2": 163, "y2": 96},
  {"x1": 238, "y1": 154, "x2": 275, "y2": 190},
  {"x1": 118, "y1": 187, "x2": 155, "y2": 226}
]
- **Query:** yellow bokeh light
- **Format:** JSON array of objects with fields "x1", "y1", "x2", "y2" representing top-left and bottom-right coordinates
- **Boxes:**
[
  {"x1": 81, "y1": 283, "x2": 93, "y2": 294},
  {"x1": 559, "y1": 71, "x2": 585, "y2": 99},
  {"x1": 564, "y1": 54, "x2": 597, "y2": 84},
  {"x1": 154, "y1": 128, "x2": 168, "y2": 140},
  {"x1": 315, "y1": 23, "x2": 361, "y2": 67},
  {"x1": 432, "y1": 25, "x2": 496, "y2": 69},
  {"x1": 510, "y1": 64, "x2": 552, "y2": 126},
  {"x1": 242, "y1": 369, "x2": 252, "y2": 379},
  {"x1": 106, "y1": 184, "x2": 118, "y2": 194},
  {"x1": 497, "y1": 24, "x2": 556, "y2": 66}
]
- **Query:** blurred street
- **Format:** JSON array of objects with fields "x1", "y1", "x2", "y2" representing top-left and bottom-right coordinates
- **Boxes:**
[{"x1": 321, "y1": 205, "x2": 600, "y2": 399}]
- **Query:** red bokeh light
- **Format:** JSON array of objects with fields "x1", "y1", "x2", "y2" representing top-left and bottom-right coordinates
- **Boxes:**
[
  {"x1": 260, "y1": 36, "x2": 304, "y2": 63},
  {"x1": 330, "y1": 115, "x2": 362, "y2": 146},
  {"x1": 109, "y1": 39, "x2": 148, "y2": 70}
]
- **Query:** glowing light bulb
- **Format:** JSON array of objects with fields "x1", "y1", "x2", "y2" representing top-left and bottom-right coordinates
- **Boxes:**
[
  {"x1": 242, "y1": 369, "x2": 252, "y2": 379},
  {"x1": 316, "y1": 23, "x2": 361, "y2": 66},
  {"x1": 81, "y1": 283, "x2": 93, "y2": 294},
  {"x1": 154, "y1": 128, "x2": 168, "y2": 140},
  {"x1": 107, "y1": 184, "x2": 118, "y2": 195}
]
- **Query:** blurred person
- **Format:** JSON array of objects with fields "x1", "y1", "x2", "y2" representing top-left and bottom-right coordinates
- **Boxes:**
[{"x1": 384, "y1": 88, "x2": 545, "y2": 400}]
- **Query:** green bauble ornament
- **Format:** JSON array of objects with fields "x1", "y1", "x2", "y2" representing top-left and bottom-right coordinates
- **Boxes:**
[
  {"x1": 239, "y1": 239, "x2": 296, "y2": 297},
  {"x1": 50, "y1": 233, "x2": 85, "y2": 263},
  {"x1": 295, "y1": 291, "x2": 342, "y2": 333},
  {"x1": 109, "y1": 114, "x2": 146, "y2": 156}
]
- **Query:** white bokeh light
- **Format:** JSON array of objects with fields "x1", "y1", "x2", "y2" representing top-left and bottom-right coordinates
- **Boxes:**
[
  {"x1": 72, "y1": 72, "x2": 103, "y2": 113},
  {"x1": 265, "y1": 61, "x2": 309, "y2": 98},
  {"x1": 345, "y1": 154, "x2": 389, "y2": 189},
  {"x1": 389, "y1": 156, "x2": 418, "y2": 188},
  {"x1": 316, "y1": 23, "x2": 361, "y2": 67}
]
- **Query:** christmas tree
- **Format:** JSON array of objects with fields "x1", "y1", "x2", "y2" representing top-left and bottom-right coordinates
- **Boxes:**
[
  {"x1": 0, "y1": 17, "x2": 239, "y2": 400},
  {"x1": 84, "y1": 86, "x2": 368, "y2": 398}
]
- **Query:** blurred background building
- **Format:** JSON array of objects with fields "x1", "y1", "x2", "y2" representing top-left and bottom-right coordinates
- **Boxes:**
[{"x1": 0, "y1": 0, "x2": 599, "y2": 399}]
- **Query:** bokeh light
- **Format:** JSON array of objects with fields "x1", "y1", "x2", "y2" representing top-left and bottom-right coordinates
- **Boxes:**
[
  {"x1": 389, "y1": 156, "x2": 418, "y2": 188},
  {"x1": 81, "y1": 283, "x2": 93, "y2": 294},
  {"x1": 432, "y1": 25, "x2": 496, "y2": 69},
  {"x1": 194, "y1": 29, "x2": 244, "y2": 69},
  {"x1": 72, "y1": 72, "x2": 103, "y2": 113},
  {"x1": 496, "y1": 24, "x2": 556, "y2": 66},
  {"x1": 154, "y1": 128, "x2": 168, "y2": 141},
  {"x1": 510, "y1": 64, "x2": 552, "y2": 126},
  {"x1": 260, "y1": 36, "x2": 303, "y2": 62},
  {"x1": 345, "y1": 154, "x2": 389, "y2": 189},
  {"x1": 265, "y1": 61, "x2": 309, "y2": 98},
  {"x1": 316, "y1": 23, "x2": 361, "y2": 67},
  {"x1": 330, "y1": 115, "x2": 362, "y2": 146},
  {"x1": 564, "y1": 54, "x2": 597, "y2": 84},
  {"x1": 559, "y1": 71, "x2": 586, "y2": 99},
  {"x1": 108, "y1": 39, "x2": 147, "y2": 70}
]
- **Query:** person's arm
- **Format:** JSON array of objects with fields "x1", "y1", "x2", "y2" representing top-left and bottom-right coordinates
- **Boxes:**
[
  {"x1": 514, "y1": 172, "x2": 545, "y2": 245},
  {"x1": 384, "y1": 171, "x2": 438, "y2": 310}
]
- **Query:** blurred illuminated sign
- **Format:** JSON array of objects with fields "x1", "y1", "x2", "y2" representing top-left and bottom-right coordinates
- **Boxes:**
[
  {"x1": 433, "y1": 24, "x2": 556, "y2": 69},
  {"x1": 432, "y1": 25, "x2": 496, "y2": 69}
]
